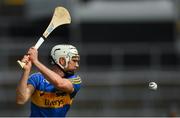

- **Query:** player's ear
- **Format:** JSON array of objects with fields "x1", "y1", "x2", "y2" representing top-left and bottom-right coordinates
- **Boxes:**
[{"x1": 59, "y1": 57, "x2": 66, "y2": 66}]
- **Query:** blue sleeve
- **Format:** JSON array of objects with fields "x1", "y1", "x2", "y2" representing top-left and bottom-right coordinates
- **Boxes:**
[
  {"x1": 69, "y1": 76, "x2": 82, "y2": 98},
  {"x1": 27, "y1": 73, "x2": 40, "y2": 89},
  {"x1": 72, "y1": 83, "x2": 81, "y2": 95}
]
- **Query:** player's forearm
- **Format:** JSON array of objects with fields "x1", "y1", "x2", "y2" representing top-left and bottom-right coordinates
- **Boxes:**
[
  {"x1": 16, "y1": 70, "x2": 30, "y2": 105},
  {"x1": 33, "y1": 60, "x2": 64, "y2": 87}
]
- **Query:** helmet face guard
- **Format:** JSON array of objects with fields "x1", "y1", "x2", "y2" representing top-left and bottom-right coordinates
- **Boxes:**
[{"x1": 51, "y1": 44, "x2": 79, "y2": 70}]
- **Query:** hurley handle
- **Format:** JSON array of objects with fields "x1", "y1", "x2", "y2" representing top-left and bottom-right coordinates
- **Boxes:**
[{"x1": 17, "y1": 37, "x2": 44, "y2": 68}]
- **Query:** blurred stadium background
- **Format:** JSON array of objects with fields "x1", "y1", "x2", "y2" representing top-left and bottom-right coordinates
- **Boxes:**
[{"x1": 0, "y1": 0, "x2": 180, "y2": 117}]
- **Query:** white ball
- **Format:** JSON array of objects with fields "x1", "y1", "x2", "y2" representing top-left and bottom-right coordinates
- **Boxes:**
[{"x1": 149, "y1": 82, "x2": 157, "y2": 90}]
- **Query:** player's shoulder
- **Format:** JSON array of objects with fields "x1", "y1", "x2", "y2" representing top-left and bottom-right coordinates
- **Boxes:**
[{"x1": 68, "y1": 75, "x2": 82, "y2": 84}]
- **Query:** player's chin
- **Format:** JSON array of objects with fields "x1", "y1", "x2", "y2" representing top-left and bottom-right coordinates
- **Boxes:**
[{"x1": 69, "y1": 68, "x2": 78, "y2": 73}]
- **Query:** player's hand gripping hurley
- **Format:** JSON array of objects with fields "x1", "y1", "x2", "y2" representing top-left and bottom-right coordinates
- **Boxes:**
[{"x1": 17, "y1": 6, "x2": 71, "y2": 68}]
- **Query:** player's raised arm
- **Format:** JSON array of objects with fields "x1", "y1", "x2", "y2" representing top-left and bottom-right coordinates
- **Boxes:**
[
  {"x1": 27, "y1": 46, "x2": 76, "y2": 93},
  {"x1": 16, "y1": 55, "x2": 35, "y2": 105}
]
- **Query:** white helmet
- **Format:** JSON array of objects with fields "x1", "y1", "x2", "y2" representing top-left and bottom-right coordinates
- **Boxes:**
[{"x1": 51, "y1": 44, "x2": 79, "y2": 70}]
